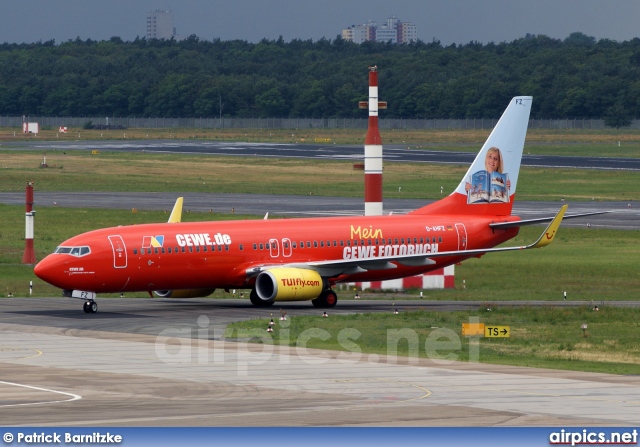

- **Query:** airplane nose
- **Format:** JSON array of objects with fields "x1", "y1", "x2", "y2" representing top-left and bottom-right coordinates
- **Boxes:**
[{"x1": 34, "y1": 255, "x2": 62, "y2": 287}]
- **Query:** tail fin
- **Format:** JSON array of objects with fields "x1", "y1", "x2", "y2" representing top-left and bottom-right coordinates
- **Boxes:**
[{"x1": 410, "y1": 96, "x2": 532, "y2": 216}]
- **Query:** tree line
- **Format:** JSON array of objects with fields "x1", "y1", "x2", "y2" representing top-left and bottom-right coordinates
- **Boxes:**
[{"x1": 1, "y1": 32, "x2": 639, "y2": 124}]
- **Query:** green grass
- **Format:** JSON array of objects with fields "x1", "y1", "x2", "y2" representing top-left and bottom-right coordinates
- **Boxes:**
[
  {"x1": 2, "y1": 150, "x2": 639, "y2": 201},
  {"x1": 225, "y1": 306, "x2": 640, "y2": 375}
]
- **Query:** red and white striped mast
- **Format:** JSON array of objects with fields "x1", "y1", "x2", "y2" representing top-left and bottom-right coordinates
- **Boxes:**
[
  {"x1": 359, "y1": 66, "x2": 387, "y2": 216},
  {"x1": 22, "y1": 181, "x2": 36, "y2": 264}
]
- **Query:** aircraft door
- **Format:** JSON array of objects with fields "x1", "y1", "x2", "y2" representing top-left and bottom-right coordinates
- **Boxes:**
[
  {"x1": 455, "y1": 224, "x2": 468, "y2": 250},
  {"x1": 108, "y1": 235, "x2": 128, "y2": 268},
  {"x1": 282, "y1": 238, "x2": 292, "y2": 257},
  {"x1": 268, "y1": 238, "x2": 280, "y2": 258}
]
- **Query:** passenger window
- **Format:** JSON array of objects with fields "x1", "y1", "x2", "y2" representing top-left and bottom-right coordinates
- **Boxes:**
[
  {"x1": 203, "y1": 246, "x2": 207, "y2": 252},
  {"x1": 292, "y1": 242, "x2": 297, "y2": 248},
  {"x1": 320, "y1": 241, "x2": 324, "y2": 247},
  {"x1": 259, "y1": 243, "x2": 264, "y2": 250},
  {"x1": 188, "y1": 247, "x2": 193, "y2": 253},
  {"x1": 181, "y1": 247, "x2": 185, "y2": 253},
  {"x1": 353, "y1": 240, "x2": 358, "y2": 246},
  {"x1": 400, "y1": 238, "x2": 404, "y2": 244},
  {"x1": 438, "y1": 237, "x2": 442, "y2": 243},
  {"x1": 225, "y1": 245, "x2": 229, "y2": 251},
  {"x1": 313, "y1": 241, "x2": 318, "y2": 248},
  {"x1": 333, "y1": 240, "x2": 337, "y2": 247},
  {"x1": 347, "y1": 240, "x2": 351, "y2": 247},
  {"x1": 306, "y1": 242, "x2": 311, "y2": 248},
  {"x1": 196, "y1": 246, "x2": 200, "y2": 253},
  {"x1": 340, "y1": 240, "x2": 344, "y2": 247},
  {"x1": 253, "y1": 243, "x2": 257, "y2": 250},
  {"x1": 133, "y1": 248, "x2": 138, "y2": 255},
  {"x1": 367, "y1": 240, "x2": 372, "y2": 246},
  {"x1": 239, "y1": 244, "x2": 244, "y2": 251},
  {"x1": 420, "y1": 238, "x2": 424, "y2": 243}
]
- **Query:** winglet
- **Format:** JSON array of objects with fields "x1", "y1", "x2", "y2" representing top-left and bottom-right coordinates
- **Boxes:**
[
  {"x1": 168, "y1": 197, "x2": 184, "y2": 223},
  {"x1": 529, "y1": 205, "x2": 568, "y2": 249}
]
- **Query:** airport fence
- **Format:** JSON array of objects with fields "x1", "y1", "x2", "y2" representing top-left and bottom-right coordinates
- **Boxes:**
[{"x1": 2, "y1": 116, "x2": 638, "y2": 130}]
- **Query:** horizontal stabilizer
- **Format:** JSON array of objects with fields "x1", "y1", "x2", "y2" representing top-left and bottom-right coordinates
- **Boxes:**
[{"x1": 489, "y1": 209, "x2": 609, "y2": 229}]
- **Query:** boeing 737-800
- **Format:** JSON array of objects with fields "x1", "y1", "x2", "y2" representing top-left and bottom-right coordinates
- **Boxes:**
[{"x1": 34, "y1": 97, "x2": 592, "y2": 313}]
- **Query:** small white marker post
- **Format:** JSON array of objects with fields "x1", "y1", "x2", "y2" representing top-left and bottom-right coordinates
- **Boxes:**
[{"x1": 29, "y1": 280, "x2": 33, "y2": 296}]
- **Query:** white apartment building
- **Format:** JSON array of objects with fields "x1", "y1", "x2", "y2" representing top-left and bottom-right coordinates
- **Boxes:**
[{"x1": 146, "y1": 9, "x2": 175, "y2": 40}]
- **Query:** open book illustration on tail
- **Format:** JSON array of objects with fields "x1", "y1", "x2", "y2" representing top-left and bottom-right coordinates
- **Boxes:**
[{"x1": 467, "y1": 169, "x2": 509, "y2": 204}]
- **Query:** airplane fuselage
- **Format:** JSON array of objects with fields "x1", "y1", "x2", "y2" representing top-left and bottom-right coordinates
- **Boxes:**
[{"x1": 34, "y1": 213, "x2": 519, "y2": 294}]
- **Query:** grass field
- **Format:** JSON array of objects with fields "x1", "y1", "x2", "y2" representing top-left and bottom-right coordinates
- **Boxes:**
[
  {"x1": 2, "y1": 151, "x2": 639, "y2": 202},
  {"x1": 224, "y1": 306, "x2": 640, "y2": 375}
]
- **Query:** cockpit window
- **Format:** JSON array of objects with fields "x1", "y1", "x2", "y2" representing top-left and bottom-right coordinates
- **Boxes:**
[{"x1": 54, "y1": 246, "x2": 91, "y2": 257}]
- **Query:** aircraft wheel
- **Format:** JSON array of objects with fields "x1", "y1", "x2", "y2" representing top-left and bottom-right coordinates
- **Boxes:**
[
  {"x1": 312, "y1": 290, "x2": 338, "y2": 308},
  {"x1": 249, "y1": 289, "x2": 274, "y2": 307},
  {"x1": 83, "y1": 301, "x2": 91, "y2": 313},
  {"x1": 324, "y1": 290, "x2": 338, "y2": 308},
  {"x1": 90, "y1": 301, "x2": 98, "y2": 313}
]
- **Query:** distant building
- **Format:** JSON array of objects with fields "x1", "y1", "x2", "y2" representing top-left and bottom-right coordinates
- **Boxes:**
[
  {"x1": 342, "y1": 16, "x2": 417, "y2": 44},
  {"x1": 146, "y1": 9, "x2": 178, "y2": 40},
  {"x1": 342, "y1": 20, "x2": 377, "y2": 44}
]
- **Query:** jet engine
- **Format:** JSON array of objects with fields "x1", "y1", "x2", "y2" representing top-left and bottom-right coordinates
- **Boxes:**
[
  {"x1": 153, "y1": 289, "x2": 216, "y2": 298},
  {"x1": 254, "y1": 268, "x2": 325, "y2": 302}
]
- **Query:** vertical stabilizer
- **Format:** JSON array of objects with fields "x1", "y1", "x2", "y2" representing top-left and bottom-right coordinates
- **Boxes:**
[{"x1": 410, "y1": 96, "x2": 532, "y2": 216}]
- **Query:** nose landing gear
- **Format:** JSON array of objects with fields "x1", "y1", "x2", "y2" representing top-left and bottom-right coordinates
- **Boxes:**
[{"x1": 83, "y1": 300, "x2": 98, "y2": 314}]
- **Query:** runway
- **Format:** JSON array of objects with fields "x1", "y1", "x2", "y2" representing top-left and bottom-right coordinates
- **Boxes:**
[
  {"x1": 1, "y1": 298, "x2": 640, "y2": 426},
  {"x1": 5, "y1": 139, "x2": 640, "y2": 171},
  {"x1": 0, "y1": 192, "x2": 636, "y2": 230}
]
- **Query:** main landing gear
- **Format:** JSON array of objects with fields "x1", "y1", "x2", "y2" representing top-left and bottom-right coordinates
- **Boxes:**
[
  {"x1": 312, "y1": 289, "x2": 338, "y2": 308},
  {"x1": 83, "y1": 300, "x2": 98, "y2": 314}
]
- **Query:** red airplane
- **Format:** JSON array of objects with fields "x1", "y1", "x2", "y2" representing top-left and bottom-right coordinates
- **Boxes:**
[{"x1": 34, "y1": 97, "x2": 590, "y2": 313}]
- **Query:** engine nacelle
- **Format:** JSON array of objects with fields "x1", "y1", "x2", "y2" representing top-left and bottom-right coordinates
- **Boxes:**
[
  {"x1": 255, "y1": 268, "x2": 325, "y2": 302},
  {"x1": 153, "y1": 289, "x2": 216, "y2": 299}
]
